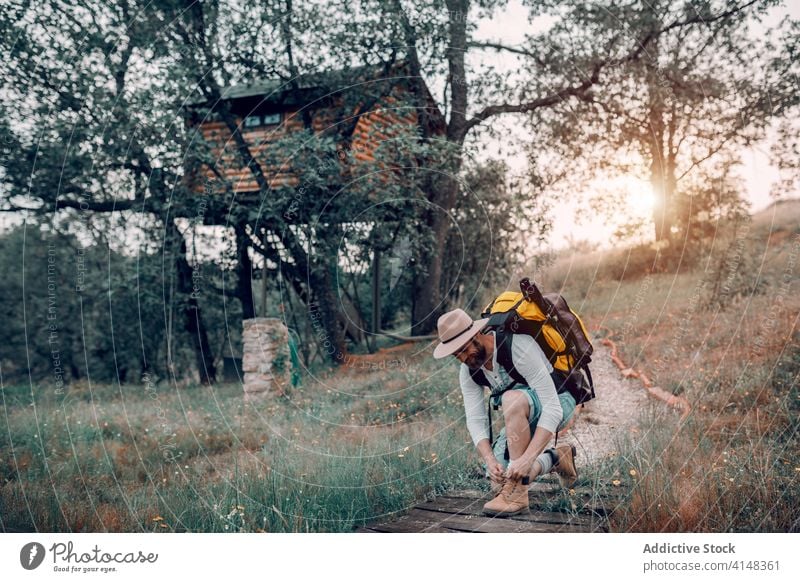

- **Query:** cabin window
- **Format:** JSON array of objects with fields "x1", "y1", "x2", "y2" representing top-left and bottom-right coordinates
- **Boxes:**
[
  {"x1": 242, "y1": 113, "x2": 281, "y2": 129},
  {"x1": 262, "y1": 112, "x2": 281, "y2": 125}
]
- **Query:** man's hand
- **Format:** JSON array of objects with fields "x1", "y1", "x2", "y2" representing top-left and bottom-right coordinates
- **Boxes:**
[
  {"x1": 505, "y1": 455, "x2": 534, "y2": 481},
  {"x1": 486, "y1": 457, "x2": 505, "y2": 485},
  {"x1": 477, "y1": 439, "x2": 505, "y2": 484}
]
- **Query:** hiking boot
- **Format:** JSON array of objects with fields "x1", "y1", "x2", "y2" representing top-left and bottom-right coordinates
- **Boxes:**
[
  {"x1": 549, "y1": 443, "x2": 578, "y2": 488},
  {"x1": 482, "y1": 476, "x2": 529, "y2": 516},
  {"x1": 489, "y1": 478, "x2": 504, "y2": 496}
]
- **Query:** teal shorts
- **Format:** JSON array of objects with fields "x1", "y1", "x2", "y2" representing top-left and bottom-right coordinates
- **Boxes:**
[{"x1": 490, "y1": 388, "x2": 577, "y2": 470}]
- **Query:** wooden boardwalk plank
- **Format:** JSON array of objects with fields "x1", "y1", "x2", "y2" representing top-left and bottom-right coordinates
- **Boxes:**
[
  {"x1": 354, "y1": 481, "x2": 624, "y2": 533},
  {"x1": 445, "y1": 488, "x2": 627, "y2": 517},
  {"x1": 355, "y1": 524, "x2": 461, "y2": 533},
  {"x1": 354, "y1": 514, "x2": 443, "y2": 533},
  {"x1": 447, "y1": 485, "x2": 628, "y2": 501},
  {"x1": 415, "y1": 496, "x2": 594, "y2": 527},
  {"x1": 405, "y1": 509, "x2": 591, "y2": 533}
]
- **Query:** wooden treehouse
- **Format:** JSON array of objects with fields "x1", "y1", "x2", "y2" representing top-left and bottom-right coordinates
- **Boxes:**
[{"x1": 183, "y1": 63, "x2": 445, "y2": 346}]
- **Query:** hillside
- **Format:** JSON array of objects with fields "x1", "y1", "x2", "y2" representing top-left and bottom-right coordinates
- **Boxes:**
[{"x1": 535, "y1": 198, "x2": 800, "y2": 531}]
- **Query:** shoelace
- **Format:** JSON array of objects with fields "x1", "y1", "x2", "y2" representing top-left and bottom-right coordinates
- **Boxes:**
[{"x1": 502, "y1": 480, "x2": 523, "y2": 499}]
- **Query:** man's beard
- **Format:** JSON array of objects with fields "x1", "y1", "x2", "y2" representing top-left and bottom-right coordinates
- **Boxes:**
[{"x1": 466, "y1": 342, "x2": 488, "y2": 370}]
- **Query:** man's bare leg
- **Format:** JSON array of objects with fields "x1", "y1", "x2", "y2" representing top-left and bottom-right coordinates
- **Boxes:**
[
  {"x1": 529, "y1": 459, "x2": 546, "y2": 481},
  {"x1": 484, "y1": 391, "x2": 533, "y2": 515},
  {"x1": 502, "y1": 391, "x2": 553, "y2": 481},
  {"x1": 501, "y1": 391, "x2": 532, "y2": 460},
  {"x1": 498, "y1": 392, "x2": 578, "y2": 484}
]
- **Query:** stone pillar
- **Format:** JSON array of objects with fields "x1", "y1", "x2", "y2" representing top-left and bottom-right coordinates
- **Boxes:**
[{"x1": 241, "y1": 318, "x2": 291, "y2": 401}]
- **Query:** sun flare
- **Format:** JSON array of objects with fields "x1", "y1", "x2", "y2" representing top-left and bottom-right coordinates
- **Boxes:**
[{"x1": 620, "y1": 176, "x2": 656, "y2": 216}]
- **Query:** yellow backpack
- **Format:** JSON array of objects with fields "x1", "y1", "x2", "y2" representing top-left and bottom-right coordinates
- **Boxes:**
[{"x1": 478, "y1": 278, "x2": 595, "y2": 403}]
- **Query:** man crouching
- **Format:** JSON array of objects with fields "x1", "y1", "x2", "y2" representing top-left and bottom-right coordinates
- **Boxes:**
[{"x1": 433, "y1": 308, "x2": 579, "y2": 516}]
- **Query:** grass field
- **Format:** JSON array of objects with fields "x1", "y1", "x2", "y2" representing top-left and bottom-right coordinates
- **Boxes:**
[
  {"x1": 3, "y1": 201, "x2": 798, "y2": 533},
  {"x1": 1, "y1": 353, "x2": 486, "y2": 532}
]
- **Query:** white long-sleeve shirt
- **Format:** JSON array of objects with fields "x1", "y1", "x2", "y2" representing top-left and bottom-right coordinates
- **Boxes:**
[{"x1": 458, "y1": 332, "x2": 562, "y2": 446}]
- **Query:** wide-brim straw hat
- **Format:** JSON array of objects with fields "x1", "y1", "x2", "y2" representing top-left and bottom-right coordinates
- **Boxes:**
[{"x1": 432, "y1": 308, "x2": 490, "y2": 359}]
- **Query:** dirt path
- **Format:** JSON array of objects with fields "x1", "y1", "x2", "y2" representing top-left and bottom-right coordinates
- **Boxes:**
[{"x1": 561, "y1": 344, "x2": 650, "y2": 466}]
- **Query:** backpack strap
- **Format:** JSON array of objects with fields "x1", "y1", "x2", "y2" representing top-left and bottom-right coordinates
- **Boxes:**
[
  {"x1": 582, "y1": 362, "x2": 596, "y2": 400},
  {"x1": 467, "y1": 366, "x2": 499, "y2": 449},
  {"x1": 468, "y1": 331, "x2": 523, "y2": 451},
  {"x1": 494, "y1": 329, "x2": 526, "y2": 386},
  {"x1": 468, "y1": 330, "x2": 525, "y2": 389},
  {"x1": 511, "y1": 319, "x2": 567, "y2": 365},
  {"x1": 469, "y1": 367, "x2": 490, "y2": 387}
]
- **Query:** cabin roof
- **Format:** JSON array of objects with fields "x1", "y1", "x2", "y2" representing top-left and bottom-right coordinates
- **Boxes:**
[
  {"x1": 185, "y1": 62, "x2": 445, "y2": 127},
  {"x1": 217, "y1": 65, "x2": 381, "y2": 101}
]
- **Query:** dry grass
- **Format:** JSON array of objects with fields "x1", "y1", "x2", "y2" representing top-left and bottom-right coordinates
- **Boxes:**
[{"x1": 0, "y1": 346, "x2": 481, "y2": 532}]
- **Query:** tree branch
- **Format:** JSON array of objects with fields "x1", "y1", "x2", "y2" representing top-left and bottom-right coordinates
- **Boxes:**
[
  {"x1": 467, "y1": 40, "x2": 545, "y2": 66},
  {"x1": 662, "y1": 0, "x2": 761, "y2": 36},
  {"x1": 462, "y1": 1, "x2": 763, "y2": 136},
  {"x1": 464, "y1": 62, "x2": 603, "y2": 133}
]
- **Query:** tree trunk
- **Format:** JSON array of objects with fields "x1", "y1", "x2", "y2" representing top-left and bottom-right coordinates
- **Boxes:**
[
  {"x1": 646, "y1": 33, "x2": 674, "y2": 243},
  {"x1": 254, "y1": 225, "x2": 347, "y2": 364},
  {"x1": 650, "y1": 156, "x2": 670, "y2": 242},
  {"x1": 173, "y1": 224, "x2": 217, "y2": 385},
  {"x1": 198, "y1": 61, "x2": 349, "y2": 362},
  {"x1": 411, "y1": 0, "x2": 469, "y2": 334},
  {"x1": 235, "y1": 222, "x2": 256, "y2": 320},
  {"x1": 411, "y1": 179, "x2": 458, "y2": 334},
  {"x1": 310, "y1": 262, "x2": 348, "y2": 362},
  {"x1": 650, "y1": 135, "x2": 679, "y2": 243}
]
